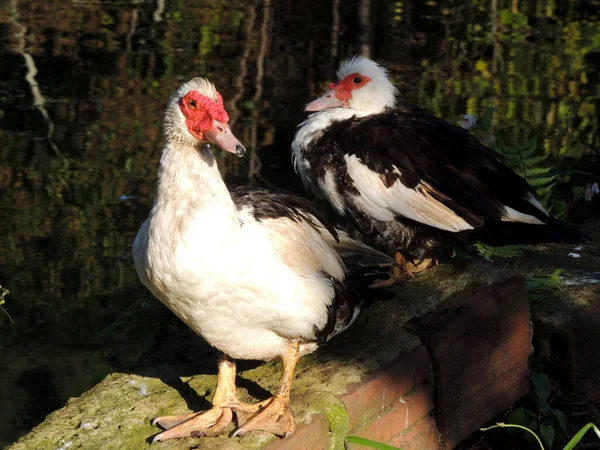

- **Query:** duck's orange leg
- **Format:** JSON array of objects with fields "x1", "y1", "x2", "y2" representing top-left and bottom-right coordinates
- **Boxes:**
[
  {"x1": 152, "y1": 353, "x2": 237, "y2": 442},
  {"x1": 228, "y1": 342, "x2": 299, "y2": 438}
]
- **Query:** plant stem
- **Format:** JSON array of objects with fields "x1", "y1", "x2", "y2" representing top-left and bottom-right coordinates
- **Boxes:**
[{"x1": 480, "y1": 423, "x2": 545, "y2": 450}]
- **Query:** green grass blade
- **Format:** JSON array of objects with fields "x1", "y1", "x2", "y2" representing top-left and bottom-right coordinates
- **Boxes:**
[
  {"x1": 480, "y1": 423, "x2": 545, "y2": 450},
  {"x1": 562, "y1": 423, "x2": 600, "y2": 450},
  {"x1": 345, "y1": 436, "x2": 402, "y2": 450}
]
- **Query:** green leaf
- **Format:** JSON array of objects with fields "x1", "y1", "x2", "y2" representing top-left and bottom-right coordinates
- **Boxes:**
[
  {"x1": 508, "y1": 408, "x2": 527, "y2": 436},
  {"x1": 563, "y1": 423, "x2": 600, "y2": 450},
  {"x1": 509, "y1": 407, "x2": 527, "y2": 425},
  {"x1": 0, "y1": 284, "x2": 8, "y2": 306},
  {"x1": 528, "y1": 176, "x2": 557, "y2": 187},
  {"x1": 519, "y1": 136, "x2": 538, "y2": 156},
  {"x1": 0, "y1": 284, "x2": 12, "y2": 323},
  {"x1": 572, "y1": 186, "x2": 585, "y2": 201},
  {"x1": 527, "y1": 270, "x2": 564, "y2": 295},
  {"x1": 550, "y1": 200, "x2": 567, "y2": 219},
  {"x1": 474, "y1": 243, "x2": 523, "y2": 259},
  {"x1": 480, "y1": 107, "x2": 494, "y2": 131},
  {"x1": 345, "y1": 436, "x2": 402, "y2": 450},
  {"x1": 535, "y1": 184, "x2": 556, "y2": 197},
  {"x1": 504, "y1": 154, "x2": 524, "y2": 165},
  {"x1": 540, "y1": 423, "x2": 555, "y2": 449},
  {"x1": 513, "y1": 12, "x2": 528, "y2": 27},
  {"x1": 553, "y1": 409, "x2": 568, "y2": 436},
  {"x1": 525, "y1": 167, "x2": 554, "y2": 176},
  {"x1": 526, "y1": 155, "x2": 550, "y2": 165},
  {"x1": 500, "y1": 10, "x2": 512, "y2": 25},
  {"x1": 520, "y1": 147, "x2": 536, "y2": 159},
  {"x1": 532, "y1": 372, "x2": 551, "y2": 405}
]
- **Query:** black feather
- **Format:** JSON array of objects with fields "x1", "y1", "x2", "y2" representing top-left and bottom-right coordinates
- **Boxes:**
[
  {"x1": 315, "y1": 266, "x2": 394, "y2": 345},
  {"x1": 230, "y1": 185, "x2": 339, "y2": 242},
  {"x1": 299, "y1": 106, "x2": 587, "y2": 257},
  {"x1": 230, "y1": 185, "x2": 393, "y2": 345}
]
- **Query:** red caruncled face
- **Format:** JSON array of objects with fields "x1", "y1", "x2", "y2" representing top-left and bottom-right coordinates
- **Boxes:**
[
  {"x1": 179, "y1": 91, "x2": 230, "y2": 140},
  {"x1": 178, "y1": 89, "x2": 246, "y2": 157},
  {"x1": 329, "y1": 72, "x2": 371, "y2": 100}
]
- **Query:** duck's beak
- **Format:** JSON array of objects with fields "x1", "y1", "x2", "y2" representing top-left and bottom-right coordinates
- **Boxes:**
[
  {"x1": 304, "y1": 89, "x2": 347, "y2": 112},
  {"x1": 304, "y1": 89, "x2": 348, "y2": 112},
  {"x1": 204, "y1": 120, "x2": 246, "y2": 157}
]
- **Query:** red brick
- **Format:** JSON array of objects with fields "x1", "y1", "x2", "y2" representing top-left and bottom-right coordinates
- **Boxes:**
[
  {"x1": 265, "y1": 414, "x2": 329, "y2": 450},
  {"x1": 534, "y1": 299, "x2": 600, "y2": 403},
  {"x1": 571, "y1": 302, "x2": 600, "y2": 402},
  {"x1": 353, "y1": 383, "x2": 435, "y2": 444},
  {"x1": 389, "y1": 415, "x2": 443, "y2": 450},
  {"x1": 340, "y1": 345, "x2": 431, "y2": 429},
  {"x1": 408, "y1": 276, "x2": 531, "y2": 449}
]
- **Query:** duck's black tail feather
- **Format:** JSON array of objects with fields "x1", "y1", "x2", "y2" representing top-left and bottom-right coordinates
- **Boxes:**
[
  {"x1": 344, "y1": 264, "x2": 398, "y2": 303},
  {"x1": 473, "y1": 217, "x2": 588, "y2": 246},
  {"x1": 316, "y1": 264, "x2": 397, "y2": 345}
]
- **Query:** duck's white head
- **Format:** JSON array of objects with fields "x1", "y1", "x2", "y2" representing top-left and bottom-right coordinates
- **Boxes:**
[
  {"x1": 305, "y1": 56, "x2": 398, "y2": 115},
  {"x1": 164, "y1": 77, "x2": 245, "y2": 157}
]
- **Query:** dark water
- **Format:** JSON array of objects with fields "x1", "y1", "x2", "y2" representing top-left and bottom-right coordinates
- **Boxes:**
[{"x1": 1, "y1": 0, "x2": 598, "y2": 446}]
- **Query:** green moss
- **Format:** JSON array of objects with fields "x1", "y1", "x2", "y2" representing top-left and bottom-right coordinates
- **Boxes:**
[
  {"x1": 9, "y1": 372, "x2": 274, "y2": 450},
  {"x1": 323, "y1": 403, "x2": 351, "y2": 450}
]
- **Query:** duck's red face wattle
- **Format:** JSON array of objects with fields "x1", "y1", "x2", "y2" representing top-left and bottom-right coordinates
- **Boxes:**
[
  {"x1": 304, "y1": 73, "x2": 371, "y2": 112},
  {"x1": 180, "y1": 90, "x2": 246, "y2": 157}
]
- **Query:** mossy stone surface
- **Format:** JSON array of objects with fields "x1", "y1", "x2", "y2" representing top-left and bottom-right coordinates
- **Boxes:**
[
  {"x1": 10, "y1": 260, "x2": 515, "y2": 450},
  {"x1": 520, "y1": 227, "x2": 600, "y2": 326}
]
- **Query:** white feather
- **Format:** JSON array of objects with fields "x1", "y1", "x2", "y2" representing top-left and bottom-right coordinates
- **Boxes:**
[
  {"x1": 134, "y1": 83, "x2": 364, "y2": 362},
  {"x1": 319, "y1": 169, "x2": 346, "y2": 214},
  {"x1": 345, "y1": 155, "x2": 474, "y2": 232},
  {"x1": 292, "y1": 108, "x2": 365, "y2": 182},
  {"x1": 525, "y1": 193, "x2": 548, "y2": 214},
  {"x1": 501, "y1": 206, "x2": 545, "y2": 224},
  {"x1": 324, "y1": 229, "x2": 394, "y2": 263},
  {"x1": 336, "y1": 56, "x2": 398, "y2": 114},
  {"x1": 134, "y1": 145, "x2": 339, "y2": 361}
]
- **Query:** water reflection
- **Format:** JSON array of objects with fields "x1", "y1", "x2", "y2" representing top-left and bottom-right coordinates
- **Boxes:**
[{"x1": 0, "y1": 0, "x2": 598, "y2": 446}]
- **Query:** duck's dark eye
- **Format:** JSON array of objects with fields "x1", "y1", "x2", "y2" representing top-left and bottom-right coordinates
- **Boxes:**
[
  {"x1": 188, "y1": 99, "x2": 197, "y2": 110},
  {"x1": 353, "y1": 77, "x2": 362, "y2": 84}
]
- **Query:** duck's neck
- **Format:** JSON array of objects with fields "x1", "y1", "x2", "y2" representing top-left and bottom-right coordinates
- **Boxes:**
[
  {"x1": 291, "y1": 108, "x2": 367, "y2": 182},
  {"x1": 153, "y1": 140, "x2": 238, "y2": 228},
  {"x1": 292, "y1": 109, "x2": 366, "y2": 158}
]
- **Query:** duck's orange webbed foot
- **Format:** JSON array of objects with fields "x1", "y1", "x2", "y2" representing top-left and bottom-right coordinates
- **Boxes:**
[
  {"x1": 152, "y1": 407, "x2": 233, "y2": 442},
  {"x1": 395, "y1": 252, "x2": 438, "y2": 277},
  {"x1": 229, "y1": 395, "x2": 295, "y2": 438},
  {"x1": 151, "y1": 353, "x2": 237, "y2": 442},
  {"x1": 230, "y1": 341, "x2": 300, "y2": 438}
]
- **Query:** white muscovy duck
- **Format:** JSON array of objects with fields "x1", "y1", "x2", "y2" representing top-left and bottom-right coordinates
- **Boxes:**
[
  {"x1": 292, "y1": 56, "x2": 587, "y2": 272},
  {"x1": 132, "y1": 78, "x2": 394, "y2": 441}
]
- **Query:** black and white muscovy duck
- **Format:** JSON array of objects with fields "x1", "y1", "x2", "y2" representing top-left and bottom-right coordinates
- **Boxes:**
[
  {"x1": 132, "y1": 78, "x2": 393, "y2": 441},
  {"x1": 292, "y1": 56, "x2": 587, "y2": 272}
]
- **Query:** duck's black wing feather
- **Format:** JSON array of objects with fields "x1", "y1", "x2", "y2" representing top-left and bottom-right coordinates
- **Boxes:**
[
  {"x1": 313, "y1": 106, "x2": 586, "y2": 244},
  {"x1": 320, "y1": 107, "x2": 549, "y2": 224},
  {"x1": 230, "y1": 185, "x2": 339, "y2": 241},
  {"x1": 230, "y1": 185, "x2": 394, "y2": 344}
]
